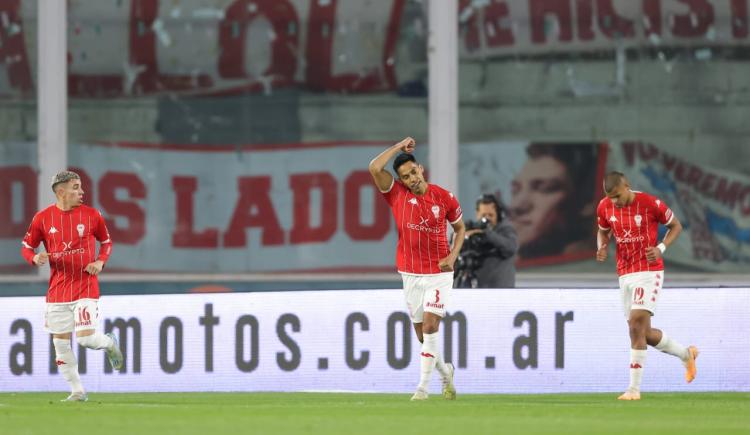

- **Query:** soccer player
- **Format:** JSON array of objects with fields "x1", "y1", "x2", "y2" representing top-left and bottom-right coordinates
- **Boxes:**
[
  {"x1": 20, "y1": 171, "x2": 123, "y2": 402},
  {"x1": 368, "y1": 137, "x2": 465, "y2": 401},
  {"x1": 596, "y1": 171, "x2": 698, "y2": 401}
]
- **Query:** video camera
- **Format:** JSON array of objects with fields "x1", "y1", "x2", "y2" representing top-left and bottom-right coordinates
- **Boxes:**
[{"x1": 454, "y1": 217, "x2": 494, "y2": 288}]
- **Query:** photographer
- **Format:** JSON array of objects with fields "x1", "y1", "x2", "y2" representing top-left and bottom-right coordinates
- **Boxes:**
[{"x1": 455, "y1": 194, "x2": 518, "y2": 288}]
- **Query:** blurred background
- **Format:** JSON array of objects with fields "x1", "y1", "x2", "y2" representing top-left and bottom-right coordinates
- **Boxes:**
[{"x1": 2, "y1": 0, "x2": 749, "y2": 294}]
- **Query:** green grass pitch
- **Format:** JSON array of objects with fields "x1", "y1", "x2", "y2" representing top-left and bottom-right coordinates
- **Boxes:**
[{"x1": 1, "y1": 392, "x2": 748, "y2": 435}]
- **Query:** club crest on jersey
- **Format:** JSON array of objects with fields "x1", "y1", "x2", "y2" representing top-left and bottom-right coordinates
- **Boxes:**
[
  {"x1": 431, "y1": 205, "x2": 440, "y2": 219},
  {"x1": 48, "y1": 226, "x2": 58, "y2": 234},
  {"x1": 634, "y1": 214, "x2": 642, "y2": 227},
  {"x1": 409, "y1": 198, "x2": 418, "y2": 206},
  {"x1": 77, "y1": 224, "x2": 85, "y2": 237}
]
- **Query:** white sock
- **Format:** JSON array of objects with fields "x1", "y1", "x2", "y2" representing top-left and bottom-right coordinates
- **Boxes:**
[
  {"x1": 417, "y1": 332, "x2": 439, "y2": 391},
  {"x1": 628, "y1": 349, "x2": 647, "y2": 393},
  {"x1": 435, "y1": 357, "x2": 449, "y2": 379},
  {"x1": 76, "y1": 332, "x2": 114, "y2": 350},
  {"x1": 53, "y1": 338, "x2": 84, "y2": 394},
  {"x1": 654, "y1": 332, "x2": 689, "y2": 363}
]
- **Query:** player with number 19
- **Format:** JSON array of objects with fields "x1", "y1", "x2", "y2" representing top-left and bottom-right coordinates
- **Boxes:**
[{"x1": 596, "y1": 171, "x2": 698, "y2": 401}]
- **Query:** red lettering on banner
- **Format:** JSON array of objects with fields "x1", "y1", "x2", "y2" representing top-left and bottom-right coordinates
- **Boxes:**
[
  {"x1": 306, "y1": 0, "x2": 374, "y2": 91},
  {"x1": 661, "y1": 153, "x2": 678, "y2": 172},
  {"x1": 305, "y1": 0, "x2": 403, "y2": 92},
  {"x1": 484, "y1": 0, "x2": 515, "y2": 47},
  {"x1": 674, "y1": 162, "x2": 689, "y2": 183},
  {"x1": 622, "y1": 141, "x2": 637, "y2": 167},
  {"x1": 0, "y1": 0, "x2": 32, "y2": 94},
  {"x1": 218, "y1": 0, "x2": 298, "y2": 85},
  {"x1": 0, "y1": 166, "x2": 36, "y2": 238},
  {"x1": 289, "y1": 173, "x2": 338, "y2": 244},
  {"x1": 686, "y1": 165, "x2": 704, "y2": 190},
  {"x1": 383, "y1": 0, "x2": 407, "y2": 88},
  {"x1": 128, "y1": 0, "x2": 212, "y2": 94},
  {"x1": 732, "y1": 0, "x2": 749, "y2": 38},
  {"x1": 624, "y1": 142, "x2": 750, "y2": 216},
  {"x1": 712, "y1": 178, "x2": 741, "y2": 209},
  {"x1": 172, "y1": 176, "x2": 219, "y2": 248},
  {"x1": 461, "y1": 0, "x2": 481, "y2": 52},
  {"x1": 343, "y1": 171, "x2": 390, "y2": 241},
  {"x1": 643, "y1": 0, "x2": 662, "y2": 36},
  {"x1": 672, "y1": 0, "x2": 715, "y2": 38},
  {"x1": 99, "y1": 172, "x2": 146, "y2": 244},
  {"x1": 6, "y1": 1, "x2": 750, "y2": 98},
  {"x1": 637, "y1": 142, "x2": 659, "y2": 162},
  {"x1": 530, "y1": 0, "x2": 574, "y2": 43},
  {"x1": 597, "y1": 0, "x2": 635, "y2": 39},
  {"x1": 576, "y1": 0, "x2": 596, "y2": 41},
  {"x1": 223, "y1": 176, "x2": 283, "y2": 247},
  {"x1": 740, "y1": 186, "x2": 750, "y2": 215},
  {"x1": 698, "y1": 174, "x2": 716, "y2": 196}
]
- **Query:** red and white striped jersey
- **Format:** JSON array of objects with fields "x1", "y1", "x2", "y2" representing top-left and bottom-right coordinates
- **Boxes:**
[
  {"x1": 21, "y1": 204, "x2": 113, "y2": 303},
  {"x1": 381, "y1": 180, "x2": 462, "y2": 275},
  {"x1": 597, "y1": 191, "x2": 673, "y2": 276}
]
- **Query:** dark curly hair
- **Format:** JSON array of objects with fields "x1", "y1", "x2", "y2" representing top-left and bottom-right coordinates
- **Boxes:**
[{"x1": 393, "y1": 153, "x2": 417, "y2": 174}]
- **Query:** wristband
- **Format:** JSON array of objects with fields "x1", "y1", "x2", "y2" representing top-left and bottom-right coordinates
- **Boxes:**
[{"x1": 657, "y1": 242, "x2": 666, "y2": 254}]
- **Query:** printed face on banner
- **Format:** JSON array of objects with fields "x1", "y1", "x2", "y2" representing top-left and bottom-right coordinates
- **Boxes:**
[
  {"x1": 511, "y1": 155, "x2": 570, "y2": 249},
  {"x1": 460, "y1": 142, "x2": 604, "y2": 267}
]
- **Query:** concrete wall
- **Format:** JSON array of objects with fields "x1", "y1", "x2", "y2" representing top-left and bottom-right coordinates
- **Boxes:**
[{"x1": 3, "y1": 56, "x2": 748, "y2": 174}]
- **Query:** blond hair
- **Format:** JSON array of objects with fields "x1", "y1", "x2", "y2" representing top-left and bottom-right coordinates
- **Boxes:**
[{"x1": 51, "y1": 170, "x2": 81, "y2": 193}]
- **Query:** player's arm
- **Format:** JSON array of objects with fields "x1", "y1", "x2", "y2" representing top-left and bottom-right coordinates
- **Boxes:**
[
  {"x1": 85, "y1": 210, "x2": 113, "y2": 276},
  {"x1": 20, "y1": 216, "x2": 48, "y2": 266},
  {"x1": 645, "y1": 216, "x2": 682, "y2": 262},
  {"x1": 368, "y1": 137, "x2": 415, "y2": 192},
  {"x1": 596, "y1": 227, "x2": 612, "y2": 262},
  {"x1": 439, "y1": 219, "x2": 466, "y2": 272},
  {"x1": 595, "y1": 203, "x2": 611, "y2": 262}
]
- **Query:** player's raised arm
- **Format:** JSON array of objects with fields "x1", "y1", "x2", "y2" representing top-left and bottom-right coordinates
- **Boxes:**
[{"x1": 368, "y1": 137, "x2": 415, "y2": 192}]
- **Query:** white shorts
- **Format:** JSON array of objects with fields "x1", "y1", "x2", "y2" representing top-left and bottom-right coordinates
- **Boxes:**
[
  {"x1": 44, "y1": 298, "x2": 100, "y2": 334},
  {"x1": 400, "y1": 272, "x2": 454, "y2": 323},
  {"x1": 618, "y1": 271, "x2": 664, "y2": 318}
]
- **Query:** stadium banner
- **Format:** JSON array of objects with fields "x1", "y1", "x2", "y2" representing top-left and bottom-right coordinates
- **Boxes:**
[
  {"x1": 608, "y1": 141, "x2": 750, "y2": 273},
  {"x1": 2, "y1": 141, "x2": 607, "y2": 273},
  {"x1": 0, "y1": 142, "x2": 398, "y2": 273},
  {"x1": 3, "y1": 0, "x2": 749, "y2": 98},
  {"x1": 6, "y1": 140, "x2": 749, "y2": 273},
  {"x1": 458, "y1": 0, "x2": 750, "y2": 58},
  {"x1": 1, "y1": 289, "x2": 748, "y2": 393}
]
